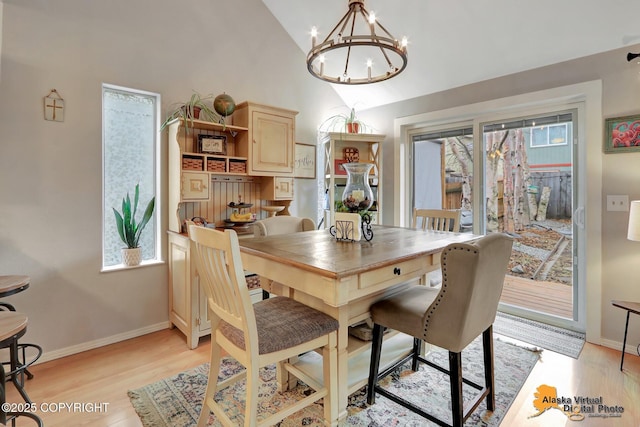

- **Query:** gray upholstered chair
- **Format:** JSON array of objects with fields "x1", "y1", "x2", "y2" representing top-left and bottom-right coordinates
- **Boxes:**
[
  {"x1": 253, "y1": 215, "x2": 315, "y2": 237},
  {"x1": 412, "y1": 208, "x2": 461, "y2": 232},
  {"x1": 366, "y1": 233, "x2": 513, "y2": 427},
  {"x1": 189, "y1": 225, "x2": 339, "y2": 427},
  {"x1": 253, "y1": 216, "x2": 315, "y2": 299}
]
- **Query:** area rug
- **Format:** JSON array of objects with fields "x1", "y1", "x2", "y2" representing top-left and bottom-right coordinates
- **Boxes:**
[
  {"x1": 128, "y1": 336, "x2": 539, "y2": 426},
  {"x1": 494, "y1": 312, "x2": 585, "y2": 358}
]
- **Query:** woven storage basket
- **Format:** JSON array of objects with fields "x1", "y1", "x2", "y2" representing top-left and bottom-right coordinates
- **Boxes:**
[
  {"x1": 229, "y1": 161, "x2": 246, "y2": 174},
  {"x1": 245, "y1": 274, "x2": 261, "y2": 290},
  {"x1": 207, "y1": 159, "x2": 226, "y2": 172},
  {"x1": 182, "y1": 157, "x2": 203, "y2": 171}
]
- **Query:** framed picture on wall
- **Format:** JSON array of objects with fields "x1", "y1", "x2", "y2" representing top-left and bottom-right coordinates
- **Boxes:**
[
  {"x1": 294, "y1": 143, "x2": 316, "y2": 179},
  {"x1": 198, "y1": 135, "x2": 227, "y2": 155},
  {"x1": 604, "y1": 114, "x2": 640, "y2": 153}
]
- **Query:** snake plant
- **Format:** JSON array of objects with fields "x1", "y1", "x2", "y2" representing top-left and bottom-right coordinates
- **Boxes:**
[{"x1": 113, "y1": 184, "x2": 156, "y2": 249}]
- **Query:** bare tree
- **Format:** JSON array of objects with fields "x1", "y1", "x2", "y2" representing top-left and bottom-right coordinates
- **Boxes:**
[{"x1": 446, "y1": 137, "x2": 473, "y2": 211}]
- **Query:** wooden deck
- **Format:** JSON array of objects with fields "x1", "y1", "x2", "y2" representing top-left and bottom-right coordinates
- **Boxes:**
[{"x1": 500, "y1": 275, "x2": 573, "y2": 318}]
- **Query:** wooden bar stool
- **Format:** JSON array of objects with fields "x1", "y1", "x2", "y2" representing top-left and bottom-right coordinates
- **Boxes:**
[
  {"x1": 0, "y1": 276, "x2": 36, "y2": 381},
  {"x1": 0, "y1": 363, "x2": 43, "y2": 426},
  {"x1": 0, "y1": 312, "x2": 42, "y2": 404},
  {"x1": 0, "y1": 276, "x2": 30, "y2": 312}
]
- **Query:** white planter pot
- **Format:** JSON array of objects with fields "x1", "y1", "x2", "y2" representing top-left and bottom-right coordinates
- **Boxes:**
[{"x1": 122, "y1": 247, "x2": 142, "y2": 267}]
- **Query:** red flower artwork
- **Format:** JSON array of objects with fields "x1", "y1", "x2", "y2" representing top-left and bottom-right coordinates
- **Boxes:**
[{"x1": 612, "y1": 120, "x2": 640, "y2": 147}]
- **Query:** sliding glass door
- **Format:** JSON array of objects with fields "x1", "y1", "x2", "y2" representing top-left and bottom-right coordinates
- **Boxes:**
[
  {"x1": 409, "y1": 109, "x2": 581, "y2": 330},
  {"x1": 481, "y1": 110, "x2": 577, "y2": 326}
]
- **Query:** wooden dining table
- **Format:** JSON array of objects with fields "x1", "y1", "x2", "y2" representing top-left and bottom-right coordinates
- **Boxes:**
[{"x1": 239, "y1": 225, "x2": 480, "y2": 422}]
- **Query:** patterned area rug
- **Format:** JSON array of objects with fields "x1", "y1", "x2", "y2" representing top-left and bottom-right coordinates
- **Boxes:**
[
  {"x1": 128, "y1": 336, "x2": 539, "y2": 426},
  {"x1": 494, "y1": 312, "x2": 585, "y2": 358}
]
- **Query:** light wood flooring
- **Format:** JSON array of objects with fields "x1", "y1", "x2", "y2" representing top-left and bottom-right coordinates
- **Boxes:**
[{"x1": 5, "y1": 327, "x2": 640, "y2": 426}]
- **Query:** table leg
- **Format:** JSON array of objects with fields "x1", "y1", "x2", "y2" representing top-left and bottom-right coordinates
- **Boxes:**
[
  {"x1": 336, "y1": 313, "x2": 350, "y2": 422},
  {"x1": 620, "y1": 311, "x2": 630, "y2": 371}
]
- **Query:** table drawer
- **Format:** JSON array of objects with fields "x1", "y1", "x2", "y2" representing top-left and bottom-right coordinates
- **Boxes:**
[{"x1": 359, "y1": 257, "x2": 428, "y2": 289}]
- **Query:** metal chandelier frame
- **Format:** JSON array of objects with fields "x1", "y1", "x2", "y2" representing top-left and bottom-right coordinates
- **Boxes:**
[{"x1": 307, "y1": 0, "x2": 408, "y2": 85}]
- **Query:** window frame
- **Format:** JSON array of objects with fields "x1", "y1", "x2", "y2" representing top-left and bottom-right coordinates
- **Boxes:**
[
  {"x1": 530, "y1": 122, "x2": 569, "y2": 148},
  {"x1": 101, "y1": 83, "x2": 162, "y2": 271}
]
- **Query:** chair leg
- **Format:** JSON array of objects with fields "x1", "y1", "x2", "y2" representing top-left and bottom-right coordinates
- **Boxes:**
[
  {"x1": 197, "y1": 341, "x2": 222, "y2": 427},
  {"x1": 411, "y1": 338, "x2": 421, "y2": 371},
  {"x1": 448, "y1": 351, "x2": 463, "y2": 427},
  {"x1": 483, "y1": 326, "x2": 495, "y2": 411},
  {"x1": 244, "y1": 361, "x2": 260, "y2": 427},
  {"x1": 366, "y1": 323, "x2": 384, "y2": 405}
]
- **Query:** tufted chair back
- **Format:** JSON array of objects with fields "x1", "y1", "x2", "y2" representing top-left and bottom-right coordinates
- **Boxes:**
[
  {"x1": 421, "y1": 233, "x2": 513, "y2": 352},
  {"x1": 253, "y1": 216, "x2": 315, "y2": 237}
]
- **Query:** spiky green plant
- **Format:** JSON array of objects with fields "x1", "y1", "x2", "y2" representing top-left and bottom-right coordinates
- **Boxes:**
[{"x1": 113, "y1": 184, "x2": 156, "y2": 249}]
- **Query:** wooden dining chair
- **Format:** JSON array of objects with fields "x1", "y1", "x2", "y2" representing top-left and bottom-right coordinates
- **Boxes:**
[
  {"x1": 252, "y1": 216, "x2": 315, "y2": 299},
  {"x1": 412, "y1": 208, "x2": 461, "y2": 232},
  {"x1": 189, "y1": 225, "x2": 339, "y2": 427},
  {"x1": 252, "y1": 216, "x2": 315, "y2": 237},
  {"x1": 366, "y1": 233, "x2": 513, "y2": 427}
]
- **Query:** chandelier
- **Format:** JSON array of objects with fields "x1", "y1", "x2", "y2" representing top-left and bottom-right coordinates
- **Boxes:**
[{"x1": 306, "y1": 0, "x2": 408, "y2": 85}]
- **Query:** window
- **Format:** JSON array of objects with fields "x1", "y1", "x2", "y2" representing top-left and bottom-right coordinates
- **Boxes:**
[
  {"x1": 531, "y1": 123, "x2": 569, "y2": 147},
  {"x1": 102, "y1": 84, "x2": 161, "y2": 269}
]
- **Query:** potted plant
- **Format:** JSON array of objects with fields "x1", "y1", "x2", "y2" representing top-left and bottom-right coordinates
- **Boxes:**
[
  {"x1": 113, "y1": 184, "x2": 156, "y2": 267},
  {"x1": 160, "y1": 91, "x2": 221, "y2": 133},
  {"x1": 319, "y1": 107, "x2": 367, "y2": 134}
]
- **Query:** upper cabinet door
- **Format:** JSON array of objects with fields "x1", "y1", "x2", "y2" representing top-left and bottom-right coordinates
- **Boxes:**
[
  {"x1": 234, "y1": 102, "x2": 298, "y2": 176},
  {"x1": 252, "y1": 111, "x2": 294, "y2": 174}
]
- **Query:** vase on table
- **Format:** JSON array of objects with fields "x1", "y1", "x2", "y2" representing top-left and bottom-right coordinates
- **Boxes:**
[{"x1": 341, "y1": 162, "x2": 374, "y2": 212}]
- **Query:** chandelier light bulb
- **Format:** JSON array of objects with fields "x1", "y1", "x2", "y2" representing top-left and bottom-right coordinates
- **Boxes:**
[
  {"x1": 311, "y1": 26, "x2": 318, "y2": 47},
  {"x1": 368, "y1": 12, "x2": 376, "y2": 25}
]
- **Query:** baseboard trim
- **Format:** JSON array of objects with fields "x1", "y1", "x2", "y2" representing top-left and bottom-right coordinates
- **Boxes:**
[
  {"x1": 600, "y1": 337, "x2": 639, "y2": 356},
  {"x1": 36, "y1": 321, "x2": 171, "y2": 364}
]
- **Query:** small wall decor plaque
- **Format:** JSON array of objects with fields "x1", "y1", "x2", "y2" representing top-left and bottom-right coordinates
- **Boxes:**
[
  {"x1": 44, "y1": 89, "x2": 64, "y2": 122},
  {"x1": 198, "y1": 134, "x2": 227, "y2": 155},
  {"x1": 343, "y1": 147, "x2": 359, "y2": 162}
]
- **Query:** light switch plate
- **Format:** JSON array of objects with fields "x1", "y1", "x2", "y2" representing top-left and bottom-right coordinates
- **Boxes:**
[{"x1": 606, "y1": 195, "x2": 629, "y2": 212}]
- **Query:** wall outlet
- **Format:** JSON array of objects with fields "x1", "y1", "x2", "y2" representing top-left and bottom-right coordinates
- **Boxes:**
[{"x1": 606, "y1": 195, "x2": 629, "y2": 212}]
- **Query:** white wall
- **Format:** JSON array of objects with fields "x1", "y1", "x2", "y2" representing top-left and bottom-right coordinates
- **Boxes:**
[{"x1": 0, "y1": 0, "x2": 344, "y2": 358}]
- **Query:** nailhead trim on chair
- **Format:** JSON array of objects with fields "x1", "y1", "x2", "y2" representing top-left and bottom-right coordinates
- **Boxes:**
[{"x1": 422, "y1": 245, "x2": 479, "y2": 338}]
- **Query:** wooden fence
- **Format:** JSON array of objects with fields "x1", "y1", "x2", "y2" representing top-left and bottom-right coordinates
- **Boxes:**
[{"x1": 445, "y1": 171, "x2": 572, "y2": 220}]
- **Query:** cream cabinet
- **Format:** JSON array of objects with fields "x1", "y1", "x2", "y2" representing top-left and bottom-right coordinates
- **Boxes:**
[
  {"x1": 167, "y1": 118, "x2": 249, "y2": 232},
  {"x1": 181, "y1": 172, "x2": 209, "y2": 201},
  {"x1": 235, "y1": 102, "x2": 297, "y2": 176},
  {"x1": 168, "y1": 232, "x2": 208, "y2": 349},
  {"x1": 321, "y1": 132, "x2": 385, "y2": 227},
  {"x1": 262, "y1": 176, "x2": 294, "y2": 200}
]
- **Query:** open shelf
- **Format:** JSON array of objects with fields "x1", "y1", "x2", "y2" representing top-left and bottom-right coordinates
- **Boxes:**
[
  {"x1": 164, "y1": 117, "x2": 248, "y2": 133},
  {"x1": 294, "y1": 332, "x2": 414, "y2": 395}
]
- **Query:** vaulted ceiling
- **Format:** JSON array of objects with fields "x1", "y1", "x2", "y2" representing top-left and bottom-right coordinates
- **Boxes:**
[{"x1": 263, "y1": 0, "x2": 640, "y2": 110}]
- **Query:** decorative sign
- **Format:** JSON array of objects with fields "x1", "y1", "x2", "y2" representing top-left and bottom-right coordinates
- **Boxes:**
[
  {"x1": 334, "y1": 212, "x2": 362, "y2": 241},
  {"x1": 198, "y1": 135, "x2": 227, "y2": 155},
  {"x1": 343, "y1": 147, "x2": 359, "y2": 162},
  {"x1": 294, "y1": 143, "x2": 316, "y2": 179},
  {"x1": 44, "y1": 89, "x2": 65, "y2": 122}
]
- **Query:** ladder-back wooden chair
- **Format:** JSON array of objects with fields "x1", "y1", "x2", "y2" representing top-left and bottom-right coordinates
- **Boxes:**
[
  {"x1": 252, "y1": 216, "x2": 315, "y2": 299},
  {"x1": 189, "y1": 225, "x2": 339, "y2": 427},
  {"x1": 412, "y1": 208, "x2": 461, "y2": 232}
]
